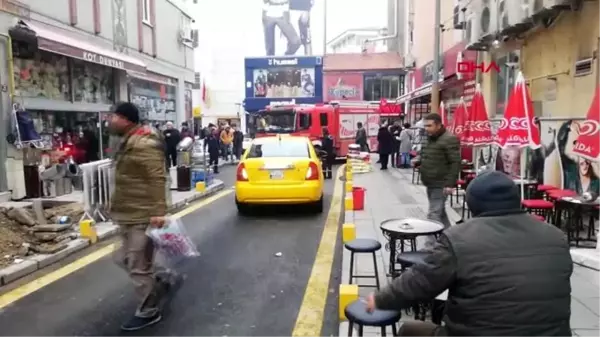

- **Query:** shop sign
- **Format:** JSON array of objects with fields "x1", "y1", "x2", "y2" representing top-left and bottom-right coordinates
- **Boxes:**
[
  {"x1": 193, "y1": 106, "x2": 202, "y2": 117},
  {"x1": 324, "y1": 72, "x2": 363, "y2": 101},
  {"x1": 0, "y1": 0, "x2": 30, "y2": 18},
  {"x1": 83, "y1": 51, "x2": 125, "y2": 69},
  {"x1": 457, "y1": 61, "x2": 500, "y2": 75},
  {"x1": 268, "y1": 58, "x2": 298, "y2": 66},
  {"x1": 270, "y1": 99, "x2": 295, "y2": 106}
]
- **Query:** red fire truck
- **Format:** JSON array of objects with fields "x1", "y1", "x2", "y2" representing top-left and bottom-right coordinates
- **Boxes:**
[{"x1": 254, "y1": 100, "x2": 402, "y2": 157}]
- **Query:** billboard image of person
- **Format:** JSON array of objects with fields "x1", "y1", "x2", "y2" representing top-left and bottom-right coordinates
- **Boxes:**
[
  {"x1": 252, "y1": 67, "x2": 315, "y2": 98},
  {"x1": 262, "y1": 0, "x2": 314, "y2": 56}
]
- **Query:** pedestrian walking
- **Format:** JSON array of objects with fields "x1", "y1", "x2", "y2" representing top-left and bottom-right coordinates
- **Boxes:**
[
  {"x1": 109, "y1": 102, "x2": 182, "y2": 331},
  {"x1": 355, "y1": 122, "x2": 369, "y2": 152},
  {"x1": 219, "y1": 125, "x2": 234, "y2": 162},
  {"x1": 232, "y1": 124, "x2": 244, "y2": 161},
  {"x1": 204, "y1": 126, "x2": 220, "y2": 174},
  {"x1": 413, "y1": 113, "x2": 460, "y2": 233},
  {"x1": 320, "y1": 126, "x2": 335, "y2": 179},
  {"x1": 180, "y1": 122, "x2": 193, "y2": 139},
  {"x1": 398, "y1": 123, "x2": 413, "y2": 168},
  {"x1": 377, "y1": 123, "x2": 394, "y2": 170},
  {"x1": 163, "y1": 122, "x2": 181, "y2": 167},
  {"x1": 366, "y1": 170, "x2": 573, "y2": 336}
]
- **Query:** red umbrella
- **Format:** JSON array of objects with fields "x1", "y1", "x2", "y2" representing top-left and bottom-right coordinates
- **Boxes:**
[
  {"x1": 494, "y1": 71, "x2": 541, "y2": 149},
  {"x1": 440, "y1": 101, "x2": 449, "y2": 127},
  {"x1": 463, "y1": 84, "x2": 493, "y2": 146},
  {"x1": 449, "y1": 98, "x2": 469, "y2": 143},
  {"x1": 573, "y1": 86, "x2": 600, "y2": 161}
]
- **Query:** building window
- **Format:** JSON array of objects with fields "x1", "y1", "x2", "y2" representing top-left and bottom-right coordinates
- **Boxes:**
[
  {"x1": 142, "y1": 0, "x2": 151, "y2": 24},
  {"x1": 364, "y1": 75, "x2": 404, "y2": 101},
  {"x1": 495, "y1": 51, "x2": 519, "y2": 116}
]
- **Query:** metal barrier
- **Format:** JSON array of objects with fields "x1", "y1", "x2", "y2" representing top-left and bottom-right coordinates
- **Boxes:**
[{"x1": 80, "y1": 159, "x2": 112, "y2": 222}]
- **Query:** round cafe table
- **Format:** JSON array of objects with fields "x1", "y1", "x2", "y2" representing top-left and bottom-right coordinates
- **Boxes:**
[{"x1": 380, "y1": 218, "x2": 445, "y2": 277}]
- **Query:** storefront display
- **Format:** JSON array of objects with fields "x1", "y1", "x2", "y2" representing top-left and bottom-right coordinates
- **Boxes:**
[
  {"x1": 129, "y1": 78, "x2": 177, "y2": 123},
  {"x1": 13, "y1": 51, "x2": 70, "y2": 100},
  {"x1": 71, "y1": 58, "x2": 115, "y2": 104}
]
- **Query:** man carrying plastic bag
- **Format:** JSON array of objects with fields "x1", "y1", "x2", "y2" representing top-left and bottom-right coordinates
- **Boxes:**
[{"x1": 109, "y1": 102, "x2": 193, "y2": 331}]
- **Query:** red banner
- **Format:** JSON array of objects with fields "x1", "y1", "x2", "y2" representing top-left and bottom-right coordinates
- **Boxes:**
[{"x1": 323, "y1": 72, "x2": 363, "y2": 101}]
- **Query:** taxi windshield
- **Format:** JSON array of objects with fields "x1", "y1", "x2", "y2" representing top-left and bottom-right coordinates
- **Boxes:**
[
  {"x1": 246, "y1": 141, "x2": 309, "y2": 158},
  {"x1": 256, "y1": 110, "x2": 296, "y2": 133}
]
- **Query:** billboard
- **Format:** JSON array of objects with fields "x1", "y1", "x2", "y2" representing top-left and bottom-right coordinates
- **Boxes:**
[
  {"x1": 260, "y1": 0, "x2": 323, "y2": 56},
  {"x1": 244, "y1": 56, "x2": 323, "y2": 111},
  {"x1": 323, "y1": 72, "x2": 363, "y2": 101}
]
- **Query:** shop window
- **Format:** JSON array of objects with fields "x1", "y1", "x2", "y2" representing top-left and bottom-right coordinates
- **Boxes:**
[
  {"x1": 13, "y1": 51, "x2": 70, "y2": 101},
  {"x1": 72, "y1": 59, "x2": 115, "y2": 104},
  {"x1": 364, "y1": 75, "x2": 403, "y2": 101},
  {"x1": 495, "y1": 52, "x2": 519, "y2": 116}
]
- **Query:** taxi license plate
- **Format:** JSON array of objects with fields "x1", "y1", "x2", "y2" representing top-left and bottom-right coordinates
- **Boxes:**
[{"x1": 270, "y1": 170, "x2": 283, "y2": 179}]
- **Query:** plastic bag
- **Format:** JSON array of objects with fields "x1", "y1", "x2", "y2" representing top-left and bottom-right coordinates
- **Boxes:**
[{"x1": 146, "y1": 216, "x2": 199, "y2": 266}]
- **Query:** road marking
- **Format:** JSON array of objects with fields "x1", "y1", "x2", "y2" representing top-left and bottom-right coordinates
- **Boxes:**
[
  {"x1": 0, "y1": 188, "x2": 231, "y2": 310},
  {"x1": 292, "y1": 165, "x2": 344, "y2": 336}
]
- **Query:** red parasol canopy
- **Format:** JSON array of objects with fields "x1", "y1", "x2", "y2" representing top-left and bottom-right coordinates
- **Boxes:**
[
  {"x1": 494, "y1": 72, "x2": 541, "y2": 149},
  {"x1": 573, "y1": 86, "x2": 600, "y2": 161},
  {"x1": 449, "y1": 98, "x2": 469, "y2": 143},
  {"x1": 463, "y1": 84, "x2": 493, "y2": 146},
  {"x1": 440, "y1": 101, "x2": 449, "y2": 127}
]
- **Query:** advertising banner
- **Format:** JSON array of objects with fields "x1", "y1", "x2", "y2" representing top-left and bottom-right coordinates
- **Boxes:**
[
  {"x1": 323, "y1": 72, "x2": 363, "y2": 101},
  {"x1": 244, "y1": 56, "x2": 323, "y2": 111},
  {"x1": 260, "y1": 0, "x2": 324, "y2": 57}
]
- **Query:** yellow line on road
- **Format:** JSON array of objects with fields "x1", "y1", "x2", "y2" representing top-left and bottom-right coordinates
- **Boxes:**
[
  {"x1": 292, "y1": 165, "x2": 344, "y2": 336},
  {"x1": 0, "y1": 188, "x2": 231, "y2": 310}
]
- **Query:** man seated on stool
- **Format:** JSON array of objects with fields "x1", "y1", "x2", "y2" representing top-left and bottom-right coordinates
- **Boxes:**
[{"x1": 366, "y1": 170, "x2": 573, "y2": 336}]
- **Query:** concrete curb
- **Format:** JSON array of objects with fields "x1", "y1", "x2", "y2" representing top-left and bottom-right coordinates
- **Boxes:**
[{"x1": 0, "y1": 180, "x2": 226, "y2": 286}]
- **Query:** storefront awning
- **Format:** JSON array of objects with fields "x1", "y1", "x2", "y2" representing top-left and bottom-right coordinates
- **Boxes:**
[
  {"x1": 24, "y1": 21, "x2": 146, "y2": 72},
  {"x1": 397, "y1": 78, "x2": 477, "y2": 105}
]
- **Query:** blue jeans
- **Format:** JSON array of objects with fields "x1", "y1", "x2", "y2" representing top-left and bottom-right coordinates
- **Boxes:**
[{"x1": 400, "y1": 152, "x2": 411, "y2": 167}]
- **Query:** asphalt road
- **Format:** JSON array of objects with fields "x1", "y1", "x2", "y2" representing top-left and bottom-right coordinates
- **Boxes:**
[{"x1": 0, "y1": 165, "x2": 342, "y2": 336}]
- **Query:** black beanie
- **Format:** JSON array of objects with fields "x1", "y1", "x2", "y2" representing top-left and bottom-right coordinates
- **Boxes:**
[
  {"x1": 114, "y1": 102, "x2": 140, "y2": 124},
  {"x1": 466, "y1": 170, "x2": 521, "y2": 216}
]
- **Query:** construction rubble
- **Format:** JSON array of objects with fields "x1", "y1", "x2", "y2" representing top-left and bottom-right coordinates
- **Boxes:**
[{"x1": 0, "y1": 202, "x2": 84, "y2": 268}]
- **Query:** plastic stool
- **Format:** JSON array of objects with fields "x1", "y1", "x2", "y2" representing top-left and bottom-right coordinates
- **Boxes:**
[
  {"x1": 345, "y1": 300, "x2": 401, "y2": 336},
  {"x1": 345, "y1": 239, "x2": 382, "y2": 289}
]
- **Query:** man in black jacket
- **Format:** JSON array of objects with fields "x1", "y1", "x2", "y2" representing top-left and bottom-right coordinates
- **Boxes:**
[
  {"x1": 162, "y1": 122, "x2": 181, "y2": 167},
  {"x1": 366, "y1": 171, "x2": 573, "y2": 336},
  {"x1": 204, "y1": 126, "x2": 220, "y2": 174},
  {"x1": 320, "y1": 126, "x2": 334, "y2": 179},
  {"x1": 232, "y1": 125, "x2": 244, "y2": 161}
]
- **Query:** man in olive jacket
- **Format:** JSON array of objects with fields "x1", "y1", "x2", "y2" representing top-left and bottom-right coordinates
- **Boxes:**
[
  {"x1": 414, "y1": 113, "x2": 460, "y2": 231},
  {"x1": 109, "y1": 102, "x2": 177, "y2": 331},
  {"x1": 367, "y1": 171, "x2": 573, "y2": 336}
]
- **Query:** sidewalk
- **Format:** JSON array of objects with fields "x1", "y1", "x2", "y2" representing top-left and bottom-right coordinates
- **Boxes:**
[
  {"x1": 340, "y1": 162, "x2": 599, "y2": 337},
  {"x1": 0, "y1": 179, "x2": 225, "y2": 286}
]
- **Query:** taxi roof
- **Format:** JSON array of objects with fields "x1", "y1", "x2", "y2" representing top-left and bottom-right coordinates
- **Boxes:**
[{"x1": 252, "y1": 135, "x2": 310, "y2": 145}]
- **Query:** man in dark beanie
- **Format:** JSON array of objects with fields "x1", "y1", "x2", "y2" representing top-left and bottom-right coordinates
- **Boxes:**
[
  {"x1": 366, "y1": 171, "x2": 573, "y2": 336},
  {"x1": 109, "y1": 102, "x2": 180, "y2": 331}
]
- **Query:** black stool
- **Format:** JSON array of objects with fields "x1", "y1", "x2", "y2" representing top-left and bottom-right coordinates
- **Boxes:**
[
  {"x1": 396, "y1": 251, "x2": 429, "y2": 321},
  {"x1": 345, "y1": 300, "x2": 401, "y2": 336},
  {"x1": 345, "y1": 239, "x2": 382, "y2": 289}
]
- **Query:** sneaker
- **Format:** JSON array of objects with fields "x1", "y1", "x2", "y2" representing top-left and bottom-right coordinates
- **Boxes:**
[{"x1": 120, "y1": 313, "x2": 162, "y2": 331}]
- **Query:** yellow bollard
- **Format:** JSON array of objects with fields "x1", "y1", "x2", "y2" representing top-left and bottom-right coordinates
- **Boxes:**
[
  {"x1": 342, "y1": 223, "x2": 356, "y2": 242},
  {"x1": 345, "y1": 181, "x2": 353, "y2": 193},
  {"x1": 339, "y1": 284, "x2": 359, "y2": 320},
  {"x1": 195, "y1": 181, "x2": 206, "y2": 192},
  {"x1": 346, "y1": 169, "x2": 353, "y2": 181},
  {"x1": 344, "y1": 196, "x2": 353, "y2": 211},
  {"x1": 79, "y1": 219, "x2": 98, "y2": 244}
]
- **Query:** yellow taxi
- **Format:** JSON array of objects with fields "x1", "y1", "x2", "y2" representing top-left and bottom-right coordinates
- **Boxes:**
[{"x1": 235, "y1": 135, "x2": 324, "y2": 214}]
